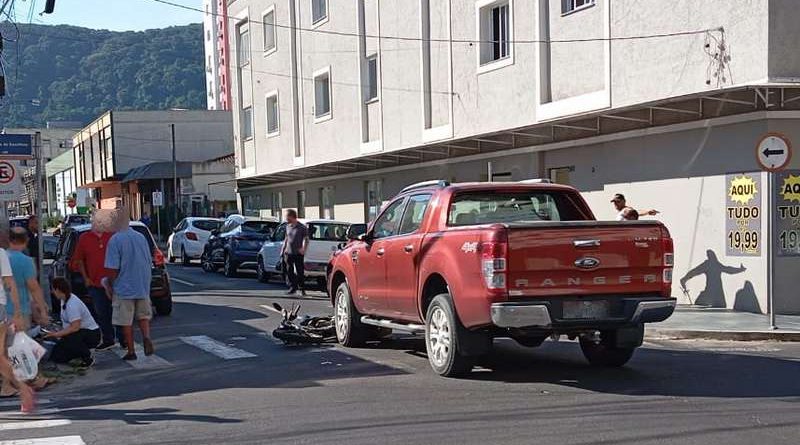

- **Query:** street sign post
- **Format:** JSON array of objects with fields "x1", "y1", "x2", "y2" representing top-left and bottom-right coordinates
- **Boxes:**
[
  {"x1": 756, "y1": 133, "x2": 792, "y2": 330},
  {"x1": 153, "y1": 190, "x2": 163, "y2": 242},
  {"x1": 0, "y1": 134, "x2": 33, "y2": 159}
]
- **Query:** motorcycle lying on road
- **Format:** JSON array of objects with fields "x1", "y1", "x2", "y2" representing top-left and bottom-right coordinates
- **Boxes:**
[{"x1": 270, "y1": 302, "x2": 336, "y2": 345}]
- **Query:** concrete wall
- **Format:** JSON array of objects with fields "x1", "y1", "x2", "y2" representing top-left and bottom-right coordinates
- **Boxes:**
[{"x1": 111, "y1": 110, "x2": 234, "y2": 177}]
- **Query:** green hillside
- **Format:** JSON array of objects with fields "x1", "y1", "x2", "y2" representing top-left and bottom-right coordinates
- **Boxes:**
[{"x1": 0, "y1": 22, "x2": 206, "y2": 128}]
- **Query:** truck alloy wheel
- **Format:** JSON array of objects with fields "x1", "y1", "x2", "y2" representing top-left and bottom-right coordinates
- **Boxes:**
[
  {"x1": 334, "y1": 282, "x2": 367, "y2": 346},
  {"x1": 425, "y1": 294, "x2": 473, "y2": 377}
]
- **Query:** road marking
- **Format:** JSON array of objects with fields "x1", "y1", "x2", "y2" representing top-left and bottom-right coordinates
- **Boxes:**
[
  {"x1": 0, "y1": 436, "x2": 85, "y2": 445},
  {"x1": 0, "y1": 419, "x2": 71, "y2": 431},
  {"x1": 180, "y1": 335, "x2": 257, "y2": 359},
  {"x1": 0, "y1": 399, "x2": 51, "y2": 408},
  {"x1": 170, "y1": 277, "x2": 196, "y2": 287},
  {"x1": 113, "y1": 343, "x2": 172, "y2": 369}
]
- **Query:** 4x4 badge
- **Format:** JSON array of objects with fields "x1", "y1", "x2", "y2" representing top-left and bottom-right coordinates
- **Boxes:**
[{"x1": 574, "y1": 257, "x2": 600, "y2": 269}]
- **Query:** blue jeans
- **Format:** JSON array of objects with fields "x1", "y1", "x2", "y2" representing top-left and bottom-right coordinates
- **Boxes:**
[{"x1": 88, "y1": 286, "x2": 122, "y2": 345}]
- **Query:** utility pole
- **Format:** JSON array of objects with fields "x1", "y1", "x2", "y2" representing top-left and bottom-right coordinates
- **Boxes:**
[
  {"x1": 170, "y1": 123, "x2": 178, "y2": 228},
  {"x1": 34, "y1": 132, "x2": 45, "y2": 290}
]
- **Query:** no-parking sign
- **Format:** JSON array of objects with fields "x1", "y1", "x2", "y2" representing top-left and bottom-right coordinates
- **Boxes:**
[{"x1": 0, "y1": 160, "x2": 24, "y2": 201}]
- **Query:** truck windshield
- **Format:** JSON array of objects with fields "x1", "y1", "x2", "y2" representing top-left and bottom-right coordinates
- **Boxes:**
[
  {"x1": 308, "y1": 223, "x2": 349, "y2": 241},
  {"x1": 448, "y1": 191, "x2": 588, "y2": 226}
]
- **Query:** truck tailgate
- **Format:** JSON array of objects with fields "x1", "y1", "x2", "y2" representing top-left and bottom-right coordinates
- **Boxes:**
[{"x1": 505, "y1": 221, "x2": 667, "y2": 298}]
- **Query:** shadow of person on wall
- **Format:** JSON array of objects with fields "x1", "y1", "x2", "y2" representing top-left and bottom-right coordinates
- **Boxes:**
[
  {"x1": 679, "y1": 250, "x2": 746, "y2": 308},
  {"x1": 733, "y1": 280, "x2": 762, "y2": 313}
]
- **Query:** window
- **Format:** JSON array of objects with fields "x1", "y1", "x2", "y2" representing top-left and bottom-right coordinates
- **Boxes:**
[
  {"x1": 447, "y1": 191, "x2": 591, "y2": 226},
  {"x1": 272, "y1": 224, "x2": 287, "y2": 242},
  {"x1": 297, "y1": 190, "x2": 306, "y2": 218},
  {"x1": 237, "y1": 22, "x2": 251, "y2": 66},
  {"x1": 314, "y1": 69, "x2": 332, "y2": 119},
  {"x1": 319, "y1": 186, "x2": 335, "y2": 219},
  {"x1": 311, "y1": 0, "x2": 327, "y2": 25},
  {"x1": 399, "y1": 194, "x2": 432, "y2": 235},
  {"x1": 372, "y1": 199, "x2": 406, "y2": 239},
  {"x1": 478, "y1": 1, "x2": 511, "y2": 68},
  {"x1": 562, "y1": 0, "x2": 595, "y2": 14},
  {"x1": 366, "y1": 55, "x2": 378, "y2": 102},
  {"x1": 549, "y1": 166, "x2": 574, "y2": 185},
  {"x1": 308, "y1": 222, "x2": 349, "y2": 241},
  {"x1": 192, "y1": 219, "x2": 222, "y2": 232},
  {"x1": 271, "y1": 191, "x2": 283, "y2": 219},
  {"x1": 263, "y1": 9, "x2": 276, "y2": 53},
  {"x1": 266, "y1": 92, "x2": 279, "y2": 136},
  {"x1": 241, "y1": 106, "x2": 254, "y2": 139},
  {"x1": 364, "y1": 179, "x2": 383, "y2": 222}
]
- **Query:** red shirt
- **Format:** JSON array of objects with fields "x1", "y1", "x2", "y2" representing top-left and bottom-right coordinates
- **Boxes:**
[{"x1": 71, "y1": 231, "x2": 114, "y2": 285}]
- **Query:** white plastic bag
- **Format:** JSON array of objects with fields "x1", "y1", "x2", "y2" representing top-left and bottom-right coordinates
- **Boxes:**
[{"x1": 8, "y1": 332, "x2": 46, "y2": 381}]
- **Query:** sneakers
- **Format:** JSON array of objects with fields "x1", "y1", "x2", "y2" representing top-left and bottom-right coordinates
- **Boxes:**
[
  {"x1": 143, "y1": 338, "x2": 155, "y2": 356},
  {"x1": 286, "y1": 288, "x2": 297, "y2": 295},
  {"x1": 81, "y1": 356, "x2": 95, "y2": 368},
  {"x1": 95, "y1": 341, "x2": 116, "y2": 351},
  {"x1": 122, "y1": 352, "x2": 138, "y2": 361}
]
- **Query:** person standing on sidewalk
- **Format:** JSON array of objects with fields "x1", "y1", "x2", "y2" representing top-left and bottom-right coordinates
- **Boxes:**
[
  {"x1": 282, "y1": 209, "x2": 309, "y2": 296},
  {"x1": 104, "y1": 209, "x2": 155, "y2": 361},
  {"x1": 4, "y1": 228, "x2": 48, "y2": 333},
  {"x1": 71, "y1": 218, "x2": 117, "y2": 350},
  {"x1": 0, "y1": 243, "x2": 35, "y2": 412}
]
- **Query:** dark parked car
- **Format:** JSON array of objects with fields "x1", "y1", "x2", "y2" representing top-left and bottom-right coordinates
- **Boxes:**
[
  {"x1": 47, "y1": 221, "x2": 174, "y2": 316},
  {"x1": 201, "y1": 214, "x2": 278, "y2": 277}
]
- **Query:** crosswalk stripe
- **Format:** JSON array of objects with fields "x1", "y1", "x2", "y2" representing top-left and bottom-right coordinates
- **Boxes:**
[
  {"x1": 0, "y1": 419, "x2": 71, "y2": 431},
  {"x1": 0, "y1": 399, "x2": 52, "y2": 408},
  {"x1": 0, "y1": 436, "x2": 85, "y2": 445},
  {"x1": 180, "y1": 335, "x2": 257, "y2": 359},
  {"x1": 113, "y1": 343, "x2": 172, "y2": 369}
]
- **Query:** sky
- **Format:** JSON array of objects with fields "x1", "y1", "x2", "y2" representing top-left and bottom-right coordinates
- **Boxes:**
[{"x1": 15, "y1": 0, "x2": 203, "y2": 31}]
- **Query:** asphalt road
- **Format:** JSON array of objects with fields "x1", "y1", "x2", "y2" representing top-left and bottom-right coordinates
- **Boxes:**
[{"x1": 3, "y1": 263, "x2": 800, "y2": 445}]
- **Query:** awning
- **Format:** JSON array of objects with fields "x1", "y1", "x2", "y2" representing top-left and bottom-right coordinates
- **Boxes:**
[
  {"x1": 122, "y1": 161, "x2": 193, "y2": 183},
  {"x1": 45, "y1": 150, "x2": 75, "y2": 177}
]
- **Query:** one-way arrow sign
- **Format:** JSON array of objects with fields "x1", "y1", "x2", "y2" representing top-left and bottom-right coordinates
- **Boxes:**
[{"x1": 756, "y1": 134, "x2": 792, "y2": 172}]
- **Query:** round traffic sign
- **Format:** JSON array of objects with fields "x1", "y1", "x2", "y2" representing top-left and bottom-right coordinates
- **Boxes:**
[
  {"x1": 756, "y1": 133, "x2": 792, "y2": 172},
  {"x1": 0, "y1": 161, "x2": 16, "y2": 184}
]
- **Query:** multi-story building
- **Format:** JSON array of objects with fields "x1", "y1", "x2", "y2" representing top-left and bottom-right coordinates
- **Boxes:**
[
  {"x1": 228, "y1": 0, "x2": 800, "y2": 314},
  {"x1": 73, "y1": 110, "x2": 234, "y2": 223},
  {"x1": 203, "y1": 0, "x2": 232, "y2": 110}
]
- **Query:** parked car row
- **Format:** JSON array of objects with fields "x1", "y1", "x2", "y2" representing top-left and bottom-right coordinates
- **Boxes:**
[{"x1": 167, "y1": 213, "x2": 366, "y2": 289}]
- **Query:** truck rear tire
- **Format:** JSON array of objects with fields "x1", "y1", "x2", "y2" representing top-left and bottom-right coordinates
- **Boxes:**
[
  {"x1": 334, "y1": 282, "x2": 369, "y2": 347},
  {"x1": 579, "y1": 336, "x2": 636, "y2": 367},
  {"x1": 425, "y1": 294, "x2": 474, "y2": 377}
]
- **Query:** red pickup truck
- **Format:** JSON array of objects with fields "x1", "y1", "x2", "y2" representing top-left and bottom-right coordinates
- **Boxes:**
[{"x1": 328, "y1": 180, "x2": 676, "y2": 376}]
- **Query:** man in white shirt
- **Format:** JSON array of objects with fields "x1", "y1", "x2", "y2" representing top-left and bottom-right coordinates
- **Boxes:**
[
  {"x1": 611, "y1": 194, "x2": 660, "y2": 221},
  {"x1": 0, "y1": 247, "x2": 35, "y2": 412}
]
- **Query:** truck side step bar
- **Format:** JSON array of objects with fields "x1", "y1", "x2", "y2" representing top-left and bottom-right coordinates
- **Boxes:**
[{"x1": 360, "y1": 316, "x2": 425, "y2": 334}]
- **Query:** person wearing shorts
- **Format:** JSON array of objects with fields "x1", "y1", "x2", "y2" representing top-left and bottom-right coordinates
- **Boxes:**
[
  {"x1": 0, "y1": 247, "x2": 35, "y2": 412},
  {"x1": 104, "y1": 210, "x2": 155, "y2": 361}
]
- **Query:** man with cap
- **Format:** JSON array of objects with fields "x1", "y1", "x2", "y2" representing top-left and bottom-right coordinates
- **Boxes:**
[{"x1": 610, "y1": 194, "x2": 659, "y2": 221}]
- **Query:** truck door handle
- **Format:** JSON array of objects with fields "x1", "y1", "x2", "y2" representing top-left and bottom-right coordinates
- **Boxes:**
[
  {"x1": 376, "y1": 248, "x2": 385, "y2": 257},
  {"x1": 574, "y1": 239, "x2": 601, "y2": 248},
  {"x1": 403, "y1": 244, "x2": 414, "y2": 253}
]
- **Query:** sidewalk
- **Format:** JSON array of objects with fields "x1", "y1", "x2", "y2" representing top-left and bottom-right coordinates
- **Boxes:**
[{"x1": 646, "y1": 305, "x2": 800, "y2": 341}]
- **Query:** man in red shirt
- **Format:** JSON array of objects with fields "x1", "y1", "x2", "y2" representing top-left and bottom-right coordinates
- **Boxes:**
[{"x1": 71, "y1": 227, "x2": 117, "y2": 350}]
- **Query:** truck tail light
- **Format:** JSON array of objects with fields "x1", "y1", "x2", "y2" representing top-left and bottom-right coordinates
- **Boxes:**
[
  {"x1": 481, "y1": 241, "x2": 507, "y2": 291},
  {"x1": 153, "y1": 248, "x2": 166, "y2": 267},
  {"x1": 186, "y1": 232, "x2": 198, "y2": 241},
  {"x1": 659, "y1": 225, "x2": 674, "y2": 296}
]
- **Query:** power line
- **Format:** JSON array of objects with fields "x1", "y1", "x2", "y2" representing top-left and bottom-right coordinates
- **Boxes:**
[{"x1": 148, "y1": 0, "x2": 721, "y2": 46}]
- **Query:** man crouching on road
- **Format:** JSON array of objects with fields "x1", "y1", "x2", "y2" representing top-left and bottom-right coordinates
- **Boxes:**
[{"x1": 104, "y1": 208, "x2": 155, "y2": 360}]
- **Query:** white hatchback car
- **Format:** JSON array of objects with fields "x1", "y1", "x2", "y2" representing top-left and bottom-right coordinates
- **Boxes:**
[
  {"x1": 257, "y1": 219, "x2": 352, "y2": 287},
  {"x1": 167, "y1": 217, "x2": 223, "y2": 265}
]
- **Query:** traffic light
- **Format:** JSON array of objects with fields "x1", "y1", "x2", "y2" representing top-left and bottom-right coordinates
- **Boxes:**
[{"x1": 44, "y1": 0, "x2": 56, "y2": 14}]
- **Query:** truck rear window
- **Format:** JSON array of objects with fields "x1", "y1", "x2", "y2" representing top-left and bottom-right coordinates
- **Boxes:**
[{"x1": 448, "y1": 191, "x2": 588, "y2": 225}]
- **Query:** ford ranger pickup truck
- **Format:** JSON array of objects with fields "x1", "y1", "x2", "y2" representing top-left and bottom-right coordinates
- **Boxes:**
[{"x1": 328, "y1": 180, "x2": 676, "y2": 376}]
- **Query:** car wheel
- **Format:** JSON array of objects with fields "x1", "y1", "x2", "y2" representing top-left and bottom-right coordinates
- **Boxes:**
[
  {"x1": 181, "y1": 246, "x2": 191, "y2": 266},
  {"x1": 257, "y1": 257, "x2": 270, "y2": 283},
  {"x1": 579, "y1": 335, "x2": 636, "y2": 367},
  {"x1": 154, "y1": 296, "x2": 173, "y2": 316},
  {"x1": 201, "y1": 252, "x2": 216, "y2": 272},
  {"x1": 425, "y1": 294, "x2": 474, "y2": 377},
  {"x1": 223, "y1": 254, "x2": 238, "y2": 278},
  {"x1": 334, "y1": 281, "x2": 369, "y2": 347}
]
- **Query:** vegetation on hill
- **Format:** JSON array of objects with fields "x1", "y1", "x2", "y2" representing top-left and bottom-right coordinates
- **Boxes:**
[{"x1": 0, "y1": 22, "x2": 206, "y2": 128}]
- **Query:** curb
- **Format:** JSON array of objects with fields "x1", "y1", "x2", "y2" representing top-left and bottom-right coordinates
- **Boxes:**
[{"x1": 646, "y1": 328, "x2": 800, "y2": 342}]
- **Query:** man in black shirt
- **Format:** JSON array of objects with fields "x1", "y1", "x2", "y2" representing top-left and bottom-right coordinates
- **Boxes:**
[{"x1": 282, "y1": 209, "x2": 309, "y2": 296}]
